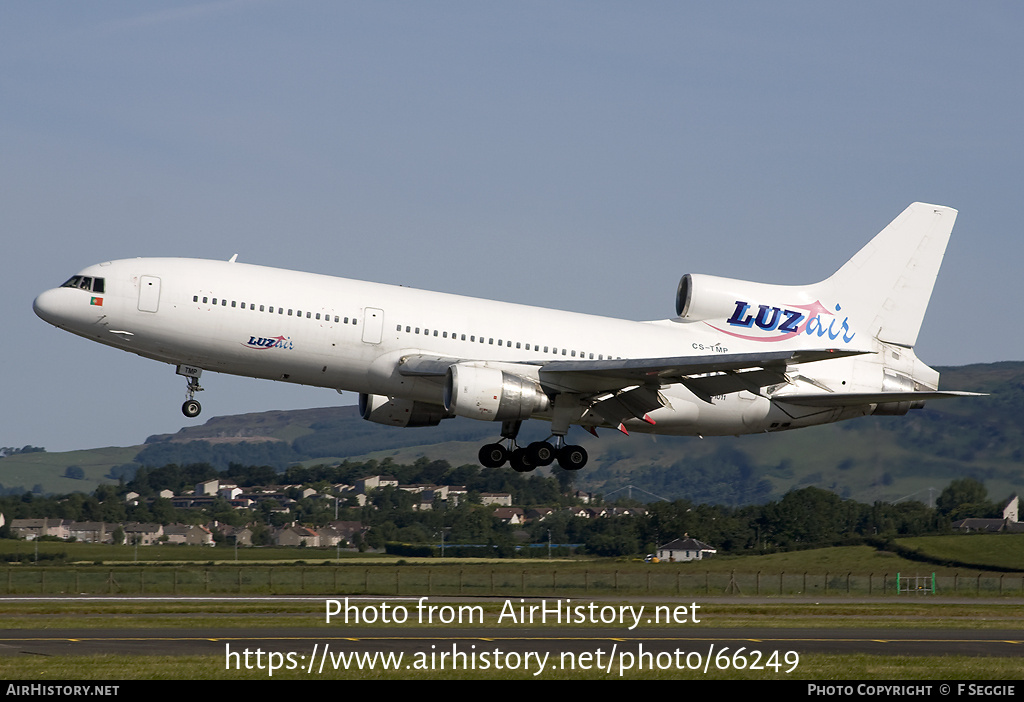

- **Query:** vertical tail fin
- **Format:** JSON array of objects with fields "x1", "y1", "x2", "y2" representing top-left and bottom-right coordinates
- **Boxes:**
[{"x1": 820, "y1": 202, "x2": 957, "y2": 348}]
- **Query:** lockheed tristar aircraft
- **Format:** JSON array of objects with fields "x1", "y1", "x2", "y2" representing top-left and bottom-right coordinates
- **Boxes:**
[{"x1": 34, "y1": 202, "x2": 978, "y2": 472}]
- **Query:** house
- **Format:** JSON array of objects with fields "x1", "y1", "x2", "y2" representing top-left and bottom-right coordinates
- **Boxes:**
[
  {"x1": 162, "y1": 524, "x2": 214, "y2": 546},
  {"x1": 356, "y1": 475, "x2": 398, "y2": 493},
  {"x1": 657, "y1": 537, "x2": 717, "y2": 562},
  {"x1": 212, "y1": 524, "x2": 253, "y2": 546},
  {"x1": 952, "y1": 495, "x2": 1023, "y2": 533},
  {"x1": 195, "y1": 479, "x2": 220, "y2": 496},
  {"x1": 123, "y1": 523, "x2": 164, "y2": 546},
  {"x1": 276, "y1": 525, "x2": 320, "y2": 547},
  {"x1": 480, "y1": 493, "x2": 512, "y2": 506},
  {"x1": 10, "y1": 518, "x2": 70, "y2": 541},
  {"x1": 68, "y1": 521, "x2": 112, "y2": 543},
  {"x1": 326, "y1": 521, "x2": 366, "y2": 545},
  {"x1": 219, "y1": 485, "x2": 243, "y2": 500},
  {"x1": 492, "y1": 508, "x2": 525, "y2": 525},
  {"x1": 445, "y1": 486, "x2": 468, "y2": 506}
]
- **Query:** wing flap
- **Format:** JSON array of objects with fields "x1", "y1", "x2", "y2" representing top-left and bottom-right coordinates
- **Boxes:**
[
  {"x1": 679, "y1": 368, "x2": 789, "y2": 403},
  {"x1": 586, "y1": 386, "x2": 668, "y2": 425}
]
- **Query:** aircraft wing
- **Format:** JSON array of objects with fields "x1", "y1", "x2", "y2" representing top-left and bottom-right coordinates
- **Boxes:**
[
  {"x1": 770, "y1": 390, "x2": 985, "y2": 407},
  {"x1": 397, "y1": 348, "x2": 867, "y2": 401}
]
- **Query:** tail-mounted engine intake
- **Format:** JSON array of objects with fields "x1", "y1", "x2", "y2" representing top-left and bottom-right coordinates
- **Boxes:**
[
  {"x1": 359, "y1": 393, "x2": 448, "y2": 427},
  {"x1": 444, "y1": 364, "x2": 551, "y2": 422},
  {"x1": 675, "y1": 273, "x2": 811, "y2": 323}
]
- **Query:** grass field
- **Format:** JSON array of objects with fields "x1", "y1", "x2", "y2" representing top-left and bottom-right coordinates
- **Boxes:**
[{"x1": 2, "y1": 536, "x2": 1022, "y2": 599}]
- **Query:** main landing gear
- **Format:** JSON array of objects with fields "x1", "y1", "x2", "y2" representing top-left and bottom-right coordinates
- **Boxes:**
[
  {"x1": 176, "y1": 364, "x2": 204, "y2": 418},
  {"x1": 478, "y1": 421, "x2": 588, "y2": 472}
]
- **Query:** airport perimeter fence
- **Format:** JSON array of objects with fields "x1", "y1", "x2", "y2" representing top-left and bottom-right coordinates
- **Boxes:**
[{"x1": 2, "y1": 566, "x2": 1023, "y2": 597}]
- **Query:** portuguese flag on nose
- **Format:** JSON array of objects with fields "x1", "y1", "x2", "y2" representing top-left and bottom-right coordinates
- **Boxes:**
[{"x1": 91, "y1": 297, "x2": 103, "y2": 306}]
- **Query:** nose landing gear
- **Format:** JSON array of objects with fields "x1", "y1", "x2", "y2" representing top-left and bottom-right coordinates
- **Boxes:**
[{"x1": 176, "y1": 364, "x2": 204, "y2": 418}]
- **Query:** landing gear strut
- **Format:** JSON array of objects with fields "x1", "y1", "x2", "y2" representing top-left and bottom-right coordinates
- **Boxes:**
[{"x1": 176, "y1": 364, "x2": 204, "y2": 418}]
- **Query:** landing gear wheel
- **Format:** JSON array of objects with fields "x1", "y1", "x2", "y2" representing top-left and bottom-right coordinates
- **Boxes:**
[
  {"x1": 509, "y1": 448, "x2": 535, "y2": 473},
  {"x1": 527, "y1": 441, "x2": 556, "y2": 467},
  {"x1": 557, "y1": 444, "x2": 588, "y2": 470},
  {"x1": 182, "y1": 399, "x2": 202, "y2": 418},
  {"x1": 478, "y1": 443, "x2": 509, "y2": 468}
]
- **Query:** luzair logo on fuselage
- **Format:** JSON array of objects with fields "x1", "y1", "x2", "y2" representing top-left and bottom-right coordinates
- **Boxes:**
[
  {"x1": 243, "y1": 335, "x2": 293, "y2": 350},
  {"x1": 709, "y1": 300, "x2": 856, "y2": 343}
]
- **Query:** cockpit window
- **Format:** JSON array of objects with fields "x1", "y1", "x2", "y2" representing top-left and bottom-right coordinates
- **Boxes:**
[{"x1": 61, "y1": 276, "x2": 105, "y2": 293}]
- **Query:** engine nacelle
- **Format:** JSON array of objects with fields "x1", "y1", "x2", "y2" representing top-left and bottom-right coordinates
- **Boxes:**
[
  {"x1": 871, "y1": 400, "x2": 923, "y2": 416},
  {"x1": 358, "y1": 393, "x2": 448, "y2": 427},
  {"x1": 443, "y1": 364, "x2": 551, "y2": 422},
  {"x1": 675, "y1": 273, "x2": 813, "y2": 323}
]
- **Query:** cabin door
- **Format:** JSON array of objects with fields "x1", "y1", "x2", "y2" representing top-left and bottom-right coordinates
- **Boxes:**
[
  {"x1": 361, "y1": 307, "x2": 384, "y2": 344},
  {"x1": 138, "y1": 275, "x2": 161, "y2": 313}
]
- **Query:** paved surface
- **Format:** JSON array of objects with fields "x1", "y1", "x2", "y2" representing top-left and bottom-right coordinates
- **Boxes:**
[{"x1": 0, "y1": 627, "x2": 1020, "y2": 658}]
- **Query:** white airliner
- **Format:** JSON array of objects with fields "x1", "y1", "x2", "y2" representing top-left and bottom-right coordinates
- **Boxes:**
[{"x1": 33, "y1": 202, "x2": 978, "y2": 471}]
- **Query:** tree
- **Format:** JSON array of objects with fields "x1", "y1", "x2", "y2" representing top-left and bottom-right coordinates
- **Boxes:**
[{"x1": 936, "y1": 478, "x2": 996, "y2": 520}]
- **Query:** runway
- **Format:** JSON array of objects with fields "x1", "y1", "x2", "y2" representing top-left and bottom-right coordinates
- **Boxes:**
[{"x1": 0, "y1": 627, "x2": 1020, "y2": 658}]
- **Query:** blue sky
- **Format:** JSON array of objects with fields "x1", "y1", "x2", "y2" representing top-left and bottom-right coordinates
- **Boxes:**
[{"x1": 3, "y1": 2, "x2": 1022, "y2": 452}]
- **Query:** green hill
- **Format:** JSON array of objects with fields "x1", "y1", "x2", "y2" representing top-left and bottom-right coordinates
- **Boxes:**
[{"x1": 3, "y1": 362, "x2": 1021, "y2": 504}]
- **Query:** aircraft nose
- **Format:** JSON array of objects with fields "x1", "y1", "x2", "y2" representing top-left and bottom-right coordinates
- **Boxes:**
[{"x1": 33, "y1": 288, "x2": 67, "y2": 326}]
